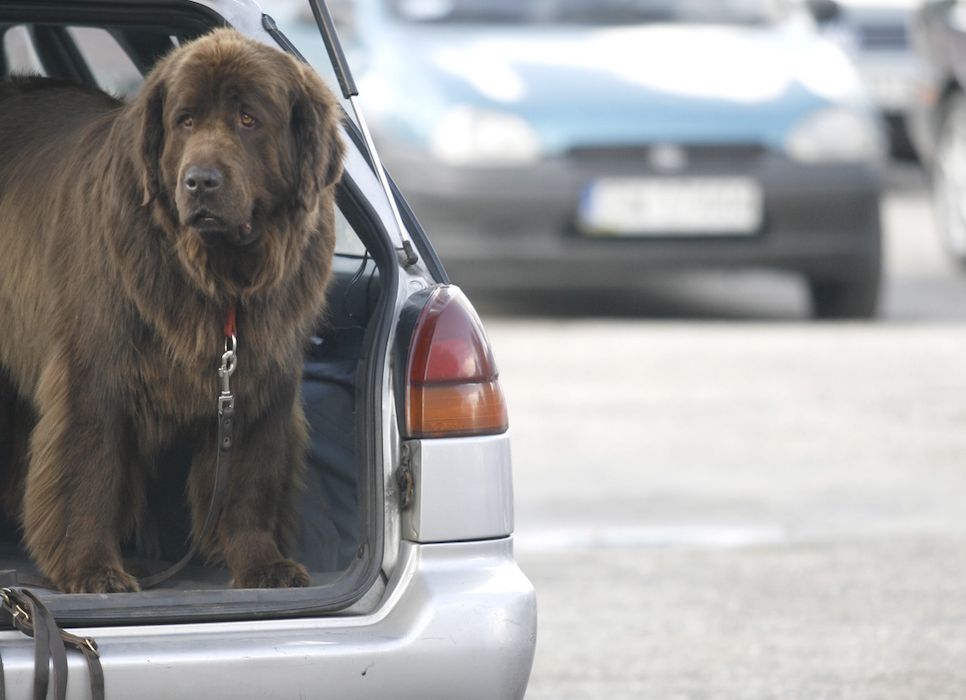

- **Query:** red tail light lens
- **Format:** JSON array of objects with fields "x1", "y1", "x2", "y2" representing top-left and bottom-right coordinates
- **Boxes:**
[{"x1": 406, "y1": 286, "x2": 509, "y2": 438}]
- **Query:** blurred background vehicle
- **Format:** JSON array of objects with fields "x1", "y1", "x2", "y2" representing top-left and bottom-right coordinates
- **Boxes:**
[
  {"x1": 908, "y1": 0, "x2": 966, "y2": 266},
  {"x1": 809, "y1": 0, "x2": 926, "y2": 158},
  {"x1": 287, "y1": 0, "x2": 887, "y2": 319}
]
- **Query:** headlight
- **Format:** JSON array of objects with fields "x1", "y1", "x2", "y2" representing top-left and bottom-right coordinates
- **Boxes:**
[
  {"x1": 785, "y1": 108, "x2": 886, "y2": 164},
  {"x1": 430, "y1": 105, "x2": 541, "y2": 167}
]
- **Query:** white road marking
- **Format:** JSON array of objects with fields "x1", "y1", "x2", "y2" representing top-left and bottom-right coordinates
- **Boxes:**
[{"x1": 514, "y1": 524, "x2": 788, "y2": 552}]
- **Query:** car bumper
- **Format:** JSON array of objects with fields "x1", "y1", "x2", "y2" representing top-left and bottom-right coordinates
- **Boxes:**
[
  {"x1": 392, "y1": 152, "x2": 883, "y2": 290},
  {"x1": 0, "y1": 538, "x2": 537, "y2": 700}
]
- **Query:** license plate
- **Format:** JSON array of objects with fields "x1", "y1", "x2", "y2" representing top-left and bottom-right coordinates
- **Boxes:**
[{"x1": 579, "y1": 177, "x2": 764, "y2": 236}]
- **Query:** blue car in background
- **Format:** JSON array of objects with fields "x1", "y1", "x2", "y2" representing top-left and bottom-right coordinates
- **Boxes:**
[{"x1": 290, "y1": 0, "x2": 887, "y2": 318}]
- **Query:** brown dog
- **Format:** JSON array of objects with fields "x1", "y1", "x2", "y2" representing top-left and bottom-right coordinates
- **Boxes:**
[{"x1": 0, "y1": 29, "x2": 345, "y2": 593}]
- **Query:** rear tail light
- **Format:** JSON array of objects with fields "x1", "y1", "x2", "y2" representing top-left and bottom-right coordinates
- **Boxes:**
[{"x1": 405, "y1": 286, "x2": 509, "y2": 438}]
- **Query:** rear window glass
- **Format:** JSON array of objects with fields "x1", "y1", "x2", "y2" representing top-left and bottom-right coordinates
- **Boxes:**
[
  {"x1": 67, "y1": 27, "x2": 142, "y2": 98},
  {"x1": 3, "y1": 25, "x2": 45, "y2": 75},
  {"x1": 335, "y1": 207, "x2": 369, "y2": 257}
]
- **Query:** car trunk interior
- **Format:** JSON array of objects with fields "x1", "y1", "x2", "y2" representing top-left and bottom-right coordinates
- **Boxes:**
[{"x1": 0, "y1": 8, "x2": 391, "y2": 624}]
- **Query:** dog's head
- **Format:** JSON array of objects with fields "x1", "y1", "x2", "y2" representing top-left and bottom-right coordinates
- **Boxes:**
[{"x1": 132, "y1": 29, "x2": 344, "y2": 300}]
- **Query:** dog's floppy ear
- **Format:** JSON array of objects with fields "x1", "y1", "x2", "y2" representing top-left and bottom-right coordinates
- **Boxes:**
[
  {"x1": 290, "y1": 64, "x2": 346, "y2": 211},
  {"x1": 132, "y1": 72, "x2": 166, "y2": 207}
]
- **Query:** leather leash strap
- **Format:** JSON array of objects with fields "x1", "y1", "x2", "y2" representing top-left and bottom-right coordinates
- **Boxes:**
[
  {"x1": 137, "y1": 399, "x2": 234, "y2": 589},
  {"x1": 139, "y1": 304, "x2": 238, "y2": 590},
  {"x1": 0, "y1": 587, "x2": 104, "y2": 700}
]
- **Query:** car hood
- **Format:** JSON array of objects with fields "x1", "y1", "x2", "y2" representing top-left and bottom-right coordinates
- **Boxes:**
[{"x1": 369, "y1": 21, "x2": 867, "y2": 152}]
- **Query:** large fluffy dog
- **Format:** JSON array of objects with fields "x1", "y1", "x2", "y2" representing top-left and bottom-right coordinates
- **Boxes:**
[{"x1": 0, "y1": 29, "x2": 345, "y2": 593}]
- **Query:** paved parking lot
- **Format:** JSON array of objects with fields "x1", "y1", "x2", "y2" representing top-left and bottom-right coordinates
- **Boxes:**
[{"x1": 480, "y1": 165, "x2": 966, "y2": 699}]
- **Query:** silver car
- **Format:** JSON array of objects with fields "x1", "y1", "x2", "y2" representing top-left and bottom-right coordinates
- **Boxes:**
[
  {"x1": 0, "y1": 1, "x2": 536, "y2": 697},
  {"x1": 810, "y1": 0, "x2": 926, "y2": 156}
]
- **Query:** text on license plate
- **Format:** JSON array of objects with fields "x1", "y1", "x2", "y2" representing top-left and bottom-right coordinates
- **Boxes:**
[{"x1": 580, "y1": 177, "x2": 764, "y2": 236}]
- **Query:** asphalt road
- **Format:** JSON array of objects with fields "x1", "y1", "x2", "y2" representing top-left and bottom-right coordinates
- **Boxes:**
[{"x1": 480, "y1": 165, "x2": 966, "y2": 699}]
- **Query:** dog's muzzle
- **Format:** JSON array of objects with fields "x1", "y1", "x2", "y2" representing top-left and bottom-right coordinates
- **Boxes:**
[{"x1": 192, "y1": 211, "x2": 258, "y2": 247}]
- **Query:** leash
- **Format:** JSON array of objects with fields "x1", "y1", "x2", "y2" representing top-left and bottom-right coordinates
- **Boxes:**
[
  {"x1": 139, "y1": 304, "x2": 238, "y2": 589},
  {"x1": 0, "y1": 587, "x2": 104, "y2": 700}
]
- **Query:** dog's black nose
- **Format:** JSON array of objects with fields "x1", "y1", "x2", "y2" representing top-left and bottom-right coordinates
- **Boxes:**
[{"x1": 183, "y1": 166, "x2": 223, "y2": 194}]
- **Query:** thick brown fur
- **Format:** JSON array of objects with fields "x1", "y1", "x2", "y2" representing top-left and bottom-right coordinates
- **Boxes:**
[{"x1": 0, "y1": 29, "x2": 345, "y2": 593}]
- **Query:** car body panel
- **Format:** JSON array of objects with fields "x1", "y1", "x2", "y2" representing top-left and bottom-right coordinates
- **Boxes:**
[
  {"x1": 0, "y1": 540, "x2": 536, "y2": 700},
  {"x1": 907, "y1": 0, "x2": 966, "y2": 263},
  {"x1": 403, "y1": 434, "x2": 515, "y2": 543},
  {"x1": 389, "y1": 149, "x2": 881, "y2": 288},
  {"x1": 359, "y1": 20, "x2": 863, "y2": 153},
  {"x1": 909, "y1": 0, "x2": 966, "y2": 165}
]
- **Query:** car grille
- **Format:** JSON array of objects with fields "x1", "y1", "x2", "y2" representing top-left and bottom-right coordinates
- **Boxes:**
[
  {"x1": 856, "y1": 22, "x2": 909, "y2": 50},
  {"x1": 567, "y1": 144, "x2": 765, "y2": 172}
]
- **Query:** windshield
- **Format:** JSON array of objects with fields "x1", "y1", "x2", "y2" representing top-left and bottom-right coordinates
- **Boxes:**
[{"x1": 390, "y1": 0, "x2": 790, "y2": 25}]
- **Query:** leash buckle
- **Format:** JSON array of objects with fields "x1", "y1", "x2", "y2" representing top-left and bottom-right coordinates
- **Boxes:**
[
  {"x1": 1, "y1": 588, "x2": 26, "y2": 622},
  {"x1": 83, "y1": 637, "x2": 100, "y2": 657},
  {"x1": 218, "y1": 335, "x2": 237, "y2": 402},
  {"x1": 217, "y1": 332, "x2": 237, "y2": 450}
]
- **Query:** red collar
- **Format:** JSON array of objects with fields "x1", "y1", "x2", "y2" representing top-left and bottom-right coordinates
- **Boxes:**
[{"x1": 224, "y1": 303, "x2": 237, "y2": 338}]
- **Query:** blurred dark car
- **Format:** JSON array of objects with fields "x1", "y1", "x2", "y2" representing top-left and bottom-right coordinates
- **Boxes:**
[
  {"x1": 298, "y1": 0, "x2": 887, "y2": 318},
  {"x1": 909, "y1": 0, "x2": 966, "y2": 265}
]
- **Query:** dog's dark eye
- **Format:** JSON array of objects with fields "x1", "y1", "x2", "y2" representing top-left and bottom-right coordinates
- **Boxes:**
[
  {"x1": 179, "y1": 115, "x2": 194, "y2": 129},
  {"x1": 239, "y1": 112, "x2": 256, "y2": 128}
]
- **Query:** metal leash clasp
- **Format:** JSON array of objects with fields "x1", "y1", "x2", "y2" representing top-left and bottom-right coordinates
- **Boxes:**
[
  {"x1": 218, "y1": 334, "x2": 237, "y2": 414},
  {"x1": 217, "y1": 333, "x2": 237, "y2": 454}
]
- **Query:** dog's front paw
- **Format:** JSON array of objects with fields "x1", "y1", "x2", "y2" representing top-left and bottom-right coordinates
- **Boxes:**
[
  {"x1": 60, "y1": 567, "x2": 140, "y2": 594},
  {"x1": 234, "y1": 559, "x2": 310, "y2": 589}
]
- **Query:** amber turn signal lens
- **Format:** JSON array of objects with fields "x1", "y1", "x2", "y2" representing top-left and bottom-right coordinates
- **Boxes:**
[{"x1": 406, "y1": 286, "x2": 509, "y2": 438}]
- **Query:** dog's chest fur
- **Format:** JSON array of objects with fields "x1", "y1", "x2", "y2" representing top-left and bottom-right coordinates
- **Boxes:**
[{"x1": 108, "y1": 303, "x2": 303, "y2": 448}]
